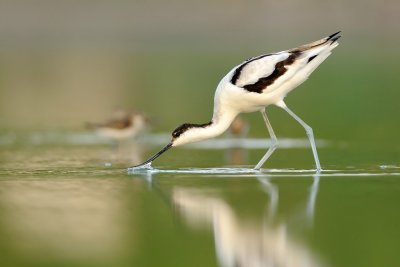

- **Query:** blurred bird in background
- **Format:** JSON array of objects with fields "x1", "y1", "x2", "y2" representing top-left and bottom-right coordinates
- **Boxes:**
[
  {"x1": 87, "y1": 109, "x2": 150, "y2": 166},
  {"x1": 87, "y1": 109, "x2": 149, "y2": 141},
  {"x1": 228, "y1": 116, "x2": 249, "y2": 138}
]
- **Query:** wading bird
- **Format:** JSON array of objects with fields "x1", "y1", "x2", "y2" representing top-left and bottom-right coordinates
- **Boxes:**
[
  {"x1": 87, "y1": 110, "x2": 149, "y2": 141},
  {"x1": 130, "y1": 32, "x2": 341, "y2": 171}
]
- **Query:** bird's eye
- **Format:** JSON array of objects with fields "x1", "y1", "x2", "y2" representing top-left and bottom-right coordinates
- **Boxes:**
[{"x1": 172, "y1": 123, "x2": 190, "y2": 138}]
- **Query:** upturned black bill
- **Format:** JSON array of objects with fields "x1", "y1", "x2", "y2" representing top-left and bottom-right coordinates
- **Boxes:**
[{"x1": 129, "y1": 142, "x2": 173, "y2": 169}]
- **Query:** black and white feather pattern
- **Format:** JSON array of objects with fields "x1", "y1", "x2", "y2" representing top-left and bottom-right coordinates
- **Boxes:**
[
  {"x1": 231, "y1": 53, "x2": 287, "y2": 87},
  {"x1": 128, "y1": 32, "x2": 341, "y2": 170},
  {"x1": 230, "y1": 31, "x2": 341, "y2": 94}
]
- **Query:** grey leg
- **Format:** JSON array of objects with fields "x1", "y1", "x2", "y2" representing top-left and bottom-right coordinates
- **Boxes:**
[
  {"x1": 254, "y1": 109, "x2": 278, "y2": 170},
  {"x1": 279, "y1": 103, "x2": 322, "y2": 172}
]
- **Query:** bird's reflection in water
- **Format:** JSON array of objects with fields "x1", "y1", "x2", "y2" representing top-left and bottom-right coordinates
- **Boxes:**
[
  {"x1": 306, "y1": 175, "x2": 320, "y2": 225},
  {"x1": 172, "y1": 174, "x2": 324, "y2": 267},
  {"x1": 257, "y1": 177, "x2": 278, "y2": 221}
]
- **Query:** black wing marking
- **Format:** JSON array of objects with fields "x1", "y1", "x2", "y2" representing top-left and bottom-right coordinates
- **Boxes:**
[
  {"x1": 230, "y1": 54, "x2": 272, "y2": 85},
  {"x1": 241, "y1": 52, "x2": 300, "y2": 94}
]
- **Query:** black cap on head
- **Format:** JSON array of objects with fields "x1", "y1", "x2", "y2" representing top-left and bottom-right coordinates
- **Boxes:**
[
  {"x1": 172, "y1": 123, "x2": 193, "y2": 138},
  {"x1": 172, "y1": 122, "x2": 213, "y2": 139}
]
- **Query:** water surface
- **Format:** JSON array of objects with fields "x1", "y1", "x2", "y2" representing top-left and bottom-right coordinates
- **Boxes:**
[{"x1": 1, "y1": 133, "x2": 400, "y2": 267}]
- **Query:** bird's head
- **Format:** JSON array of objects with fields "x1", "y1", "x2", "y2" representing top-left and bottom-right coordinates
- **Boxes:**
[
  {"x1": 170, "y1": 122, "x2": 212, "y2": 146},
  {"x1": 128, "y1": 122, "x2": 213, "y2": 170}
]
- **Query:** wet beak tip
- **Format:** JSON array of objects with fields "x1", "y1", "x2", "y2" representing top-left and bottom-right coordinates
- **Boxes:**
[{"x1": 128, "y1": 142, "x2": 173, "y2": 170}]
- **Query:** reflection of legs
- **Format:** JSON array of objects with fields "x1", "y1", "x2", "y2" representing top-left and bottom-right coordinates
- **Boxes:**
[
  {"x1": 279, "y1": 102, "x2": 321, "y2": 171},
  {"x1": 257, "y1": 176, "x2": 278, "y2": 220},
  {"x1": 254, "y1": 109, "x2": 278, "y2": 170},
  {"x1": 307, "y1": 174, "x2": 320, "y2": 224}
]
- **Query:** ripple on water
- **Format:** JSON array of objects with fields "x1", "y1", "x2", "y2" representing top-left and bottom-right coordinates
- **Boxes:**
[{"x1": 127, "y1": 166, "x2": 400, "y2": 177}]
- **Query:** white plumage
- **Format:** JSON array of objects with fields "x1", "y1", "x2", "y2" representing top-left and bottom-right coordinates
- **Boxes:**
[
  {"x1": 234, "y1": 53, "x2": 287, "y2": 88},
  {"x1": 129, "y1": 32, "x2": 341, "y2": 171}
]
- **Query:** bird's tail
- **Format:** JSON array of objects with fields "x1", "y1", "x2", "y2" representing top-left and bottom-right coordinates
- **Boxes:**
[
  {"x1": 291, "y1": 31, "x2": 341, "y2": 53},
  {"x1": 288, "y1": 32, "x2": 341, "y2": 82}
]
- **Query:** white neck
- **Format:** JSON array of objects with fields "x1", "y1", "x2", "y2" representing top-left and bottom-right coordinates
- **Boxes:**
[{"x1": 172, "y1": 109, "x2": 238, "y2": 146}]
